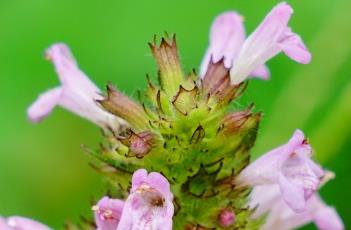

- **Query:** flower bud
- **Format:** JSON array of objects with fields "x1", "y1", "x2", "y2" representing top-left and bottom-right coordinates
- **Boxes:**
[{"x1": 218, "y1": 209, "x2": 236, "y2": 227}]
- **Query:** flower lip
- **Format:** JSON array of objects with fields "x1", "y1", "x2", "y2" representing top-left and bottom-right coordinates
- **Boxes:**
[
  {"x1": 116, "y1": 169, "x2": 174, "y2": 230},
  {"x1": 237, "y1": 129, "x2": 324, "y2": 213},
  {"x1": 28, "y1": 43, "x2": 125, "y2": 131}
]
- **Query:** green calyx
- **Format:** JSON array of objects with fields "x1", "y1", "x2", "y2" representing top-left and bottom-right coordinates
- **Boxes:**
[{"x1": 91, "y1": 35, "x2": 263, "y2": 229}]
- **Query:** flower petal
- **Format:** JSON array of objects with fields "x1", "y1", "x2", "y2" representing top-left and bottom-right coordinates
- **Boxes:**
[
  {"x1": 148, "y1": 172, "x2": 173, "y2": 200},
  {"x1": 279, "y1": 27, "x2": 312, "y2": 64},
  {"x1": 249, "y1": 185, "x2": 281, "y2": 218},
  {"x1": 230, "y1": 2, "x2": 293, "y2": 84},
  {"x1": 237, "y1": 129, "x2": 306, "y2": 186},
  {"x1": 7, "y1": 216, "x2": 52, "y2": 230},
  {"x1": 131, "y1": 168, "x2": 148, "y2": 192},
  {"x1": 46, "y1": 43, "x2": 99, "y2": 92},
  {"x1": 0, "y1": 217, "x2": 11, "y2": 230},
  {"x1": 314, "y1": 206, "x2": 344, "y2": 230},
  {"x1": 117, "y1": 169, "x2": 174, "y2": 230},
  {"x1": 29, "y1": 43, "x2": 125, "y2": 130},
  {"x1": 250, "y1": 65, "x2": 270, "y2": 80},
  {"x1": 93, "y1": 196, "x2": 124, "y2": 230},
  {"x1": 239, "y1": 129, "x2": 324, "y2": 213},
  {"x1": 200, "y1": 11, "x2": 245, "y2": 77},
  {"x1": 279, "y1": 173, "x2": 306, "y2": 212},
  {"x1": 27, "y1": 87, "x2": 62, "y2": 123}
]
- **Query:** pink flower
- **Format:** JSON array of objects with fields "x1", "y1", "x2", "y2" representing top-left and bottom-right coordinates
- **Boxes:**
[
  {"x1": 201, "y1": 2, "x2": 311, "y2": 84},
  {"x1": 250, "y1": 186, "x2": 344, "y2": 230},
  {"x1": 230, "y1": 2, "x2": 311, "y2": 84},
  {"x1": 237, "y1": 129, "x2": 324, "y2": 212},
  {"x1": 27, "y1": 43, "x2": 124, "y2": 130},
  {"x1": 92, "y1": 196, "x2": 125, "y2": 230},
  {"x1": 0, "y1": 216, "x2": 51, "y2": 230},
  {"x1": 116, "y1": 169, "x2": 174, "y2": 230},
  {"x1": 200, "y1": 11, "x2": 269, "y2": 80}
]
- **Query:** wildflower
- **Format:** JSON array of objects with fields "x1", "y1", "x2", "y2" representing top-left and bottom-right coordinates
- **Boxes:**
[
  {"x1": 237, "y1": 129, "x2": 324, "y2": 212},
  {"x1": 27, "y1": 43, "x2": 124, "y2": 131},
  {"x1": 92, "y1": 196, "x2": 124, "y2": 230},
  {"x1": 201, "y1": 2, "x2": 311, "y2": 84},
  {"x1": 0, "y1": 216, "x2": 51, "y2": 230},
  {"x1": 230, "y1": 2, "x2": 311, "y2": 84},
  {"x1": 200, "y1": 11, "x2": 269, "y2": 80},
  {"x1": 116, "y1": 169, "x2": 174, "y2": 230}
]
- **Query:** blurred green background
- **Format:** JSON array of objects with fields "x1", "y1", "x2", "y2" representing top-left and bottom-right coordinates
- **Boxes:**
[{"x1": 0, "y1": 0, "x2": 350, "y2": 229}]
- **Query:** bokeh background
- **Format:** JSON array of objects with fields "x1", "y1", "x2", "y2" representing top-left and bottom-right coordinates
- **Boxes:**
[{"x1": 0, "y1": 0, "x2": 350, "y2": 229}]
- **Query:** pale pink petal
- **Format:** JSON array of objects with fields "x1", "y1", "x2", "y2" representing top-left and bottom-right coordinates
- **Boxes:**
[
  {"x1": 260, "y1": 198, "x2": 312, "y2": 230},
  {"x1": 27, "y1": 87, "x2": 62, "y2": 123},
  {"x1": 0, "y1": 217, "x2": 11, "y2": 230},
  {"x1": 7, "y1": 216, "x2": 52, "y2": 230},
  {"x1": 279, "y1": 173, "x2": 306, "y2": 212},
  {"x1": 230, "y1": 2, "x2": 311, "y2": 84},
  {"x1": 46, "y1": 43, "x2": 98, "y2": 92},
  {"x1": 314, "y1": 206, "x2": 344, "y2": 230},
  {"x1": 117, "y1": 169, "x2": 174, "y2": 230},
  {"x1": 200, "y1": 11, "x2": 245, "y2": 77},
  {"x1": 148, "y1": 172, "x2": 173, "y2": 200},
  {"x1": 237, "y1": 129, "x2": 306, "y2": 186},
  {"x1": 279, "y1": 28, "x2": 312, "y2": 64},
  {"x1": 230, "y1": 2, "x2": 293, "y2": 84},
  {"x1": 250, "y1": 65, "x2": 270, "y2": 80},
  {"x1": 249, "y1": 185, "x2": 280, "y2": 218},
  {"x1": 238, "y1": 129, "x2": 323, "y2": 212},
  {"x1": 28, "y1": 43, "x2": 125, "y2": 130},
  {"x1": 93, "y1": 196, "x2": 124, "y2": 230},
  {"x1": 114, "y1": 201, "x2": 133, "y2": 230},
  {"x1": 131, "y1": 168, "x2": 148, "y2": 192}
]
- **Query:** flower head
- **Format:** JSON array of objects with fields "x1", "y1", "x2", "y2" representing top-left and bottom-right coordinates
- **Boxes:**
[
  {"x1": 237, "y1": 129, "x2": 324, "y2": 212},
  {"x1": 116, "y1": 169, "x2": 174, "y2": 230},
  {"x1": 0, "y1": 216, "x2": 51, "y2": 230},
  {"x1": 27, "y1": 43, "x2": 124, "y2": 130},
  {"x1": 93, "y1": 196, "x2": 125, "y2": 230}
]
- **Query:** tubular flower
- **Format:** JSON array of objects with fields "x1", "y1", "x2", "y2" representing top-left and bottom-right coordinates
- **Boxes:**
[
  {"x1": 230, "y1": 2, "x2": 311, "y2": 84},
  {"x1": 116, "y1": 169, "x2": 174, "y2": 230},
  {"x1": 92, "y1": 196, "x2": 125, "y2": 230},
  {"x1": 200, "y1": 11, "x2": 269, "y2": 80},
  {"x1": 201, "y1": 2, "x2": 311, "y2": 85},
  {"x1": 27, "y1": 43, "x2": 125, "y2": 131},
  {"x1": 0, "y1": 216, "x2": 51, "y2": 230},
  {"x1": 237, "y1": 129, "x2": 325, "y2": 212}
]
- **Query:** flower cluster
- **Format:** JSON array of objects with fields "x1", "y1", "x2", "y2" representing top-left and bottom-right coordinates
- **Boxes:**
[{"x1": 15, "y1": 2, "x2": 345, "y2": 230}]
